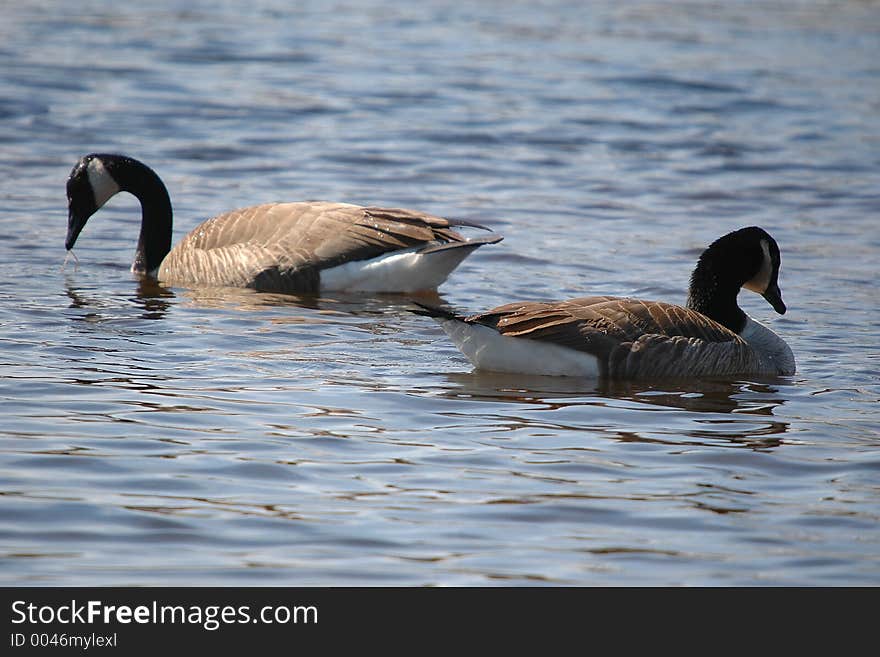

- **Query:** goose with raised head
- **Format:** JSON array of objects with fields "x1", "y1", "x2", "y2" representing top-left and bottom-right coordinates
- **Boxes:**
[
  {"x1": 413, "y1": 227, "x2": 795, "y2": 379},
  {"x1": 65, "y1": 153, "x2": 502, "y2": 294}
]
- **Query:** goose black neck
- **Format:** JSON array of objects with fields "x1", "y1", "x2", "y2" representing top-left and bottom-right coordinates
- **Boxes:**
[
  {"x1": 686, "y1": 250, "x2": 748, "y2": 334},
  {"x1": 104, "y1": 155, "x2": 173, "y2": 274}
]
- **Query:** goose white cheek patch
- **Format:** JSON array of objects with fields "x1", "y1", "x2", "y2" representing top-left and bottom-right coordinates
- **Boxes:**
[
  {"x1": 87, "y1": 158, "x2": 120, "y2": 209},
  {"x1": 743, "y1": 238, "x2": 773, "y2": 294}
]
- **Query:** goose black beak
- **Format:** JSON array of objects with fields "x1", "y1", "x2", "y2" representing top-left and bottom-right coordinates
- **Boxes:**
[
  {"x1": 66, "y1": 208, "x2": 87, "y2": 251},
  {"x1": 762, "y1": 280, "x2": 787, "y2": 315}
]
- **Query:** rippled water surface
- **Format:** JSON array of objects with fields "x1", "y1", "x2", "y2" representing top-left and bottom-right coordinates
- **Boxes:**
[{"x1": 1, "y1": 1, "x2": 879, "y2": 585}]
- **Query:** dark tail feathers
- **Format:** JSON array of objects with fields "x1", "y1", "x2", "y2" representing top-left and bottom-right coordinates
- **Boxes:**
[
  {"x1": 445, "y1": 217, "x2": 498, "y2": 232},
  {"x1": 410, "y1": 301, "x2": 462, "y2": 320},
  {"x1": 418, "y1": 233, "x2": 503, "y2": 254}
]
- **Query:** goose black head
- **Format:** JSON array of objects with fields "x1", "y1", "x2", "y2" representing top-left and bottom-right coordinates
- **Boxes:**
[
  {"x1": 66, "y1": 153, "x2": 122, "y2": 251},
  {"x1": 736, "y1": 226, "x2": 786, "y2": 315},
  {"x1": 687, "y1": 226, "x2": 788, "y2": 331}
]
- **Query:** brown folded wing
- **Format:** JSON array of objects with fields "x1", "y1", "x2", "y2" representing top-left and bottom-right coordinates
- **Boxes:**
[
  {"x1": 468, "y1": 296, "x2": 764, "y2": 378},
  {"x1": 158, "y1": 202, "x2": 497, "y2": 292}
]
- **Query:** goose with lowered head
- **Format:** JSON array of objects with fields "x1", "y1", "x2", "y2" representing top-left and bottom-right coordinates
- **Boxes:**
[
  {"x1": 65, "y1": 153, "x2": 502, "y2": 294},
  {"x1": 413, "y1": 226, "x2": 795, "y2": 379}
]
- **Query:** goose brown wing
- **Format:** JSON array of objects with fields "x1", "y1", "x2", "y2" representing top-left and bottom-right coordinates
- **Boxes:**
[
  {"x1": 159, "y1": 202, "x2": 498, "y2": 292},
  {"x1": 468, "y1": 296, "x2": 763, "y2": 378}
]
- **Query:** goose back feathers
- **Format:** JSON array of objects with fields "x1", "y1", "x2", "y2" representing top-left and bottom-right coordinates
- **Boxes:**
[{"x1": 157, "y1": 201, "x2": 500, "y2": 293}]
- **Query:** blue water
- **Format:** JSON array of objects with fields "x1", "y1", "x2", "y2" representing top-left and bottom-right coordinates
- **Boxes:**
[{"x1": 1, "y1": 0, "x2": 878, "y2": 585}]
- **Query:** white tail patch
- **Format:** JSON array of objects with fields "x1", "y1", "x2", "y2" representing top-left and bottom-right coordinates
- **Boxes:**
[
  {"x1": 436, "y1": 319, "x2": 601, "y2": 378},
  {"x1": 320, "y1": 245, "x2": 475, "y2": 292}
]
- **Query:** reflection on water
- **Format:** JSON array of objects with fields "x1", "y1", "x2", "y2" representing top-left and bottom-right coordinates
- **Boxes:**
[
  {"x1": 132, "y1": 279, "x2": 176, "y2": 319},
  {"x1": 440, "y1": 371, "x2": 788, "y2": 414},
  {"x1": 65, "y1": 278, "x2": 176, "y2": 320},
  {"x1": 430, "y1": 372, "x2": 790, "y2": 449}
]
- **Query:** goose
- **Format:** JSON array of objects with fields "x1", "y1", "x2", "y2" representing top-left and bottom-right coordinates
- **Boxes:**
[
  {"x1": 413, "y1": 227, "x2": 795, "y2": 379},
  {"x1": 65, "y1": 153, "x2": 502, "y2": 293}
]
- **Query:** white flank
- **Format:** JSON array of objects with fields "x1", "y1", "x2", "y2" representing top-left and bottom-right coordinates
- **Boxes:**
[
  {"x1": 320, "y1": 245, "x2": 474, "y2": 292},
  {"x1": 87, "y1": 157, "x2": 121, "y2": 209},
  {"x1": 740, "y1": 315, "x2": 796, "y2": 375},
  {"x1": 437, "y1": 319, "x2": 601, "y2": 378}
]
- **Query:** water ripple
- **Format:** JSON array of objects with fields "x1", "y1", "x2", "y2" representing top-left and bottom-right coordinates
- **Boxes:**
[{"x1": 0, "y1": 0, "x2": 878, "y2": 586}]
